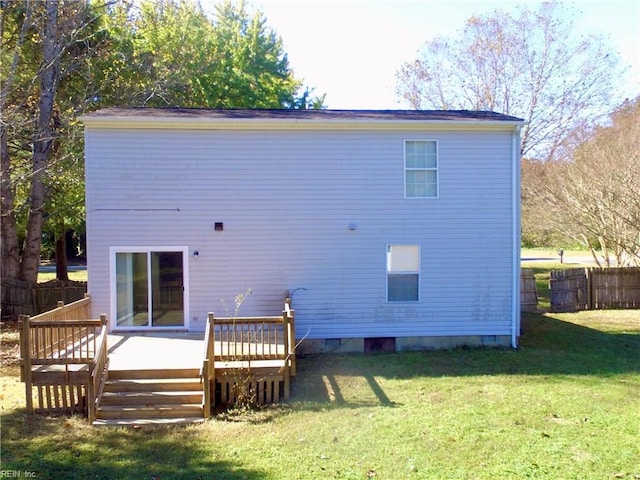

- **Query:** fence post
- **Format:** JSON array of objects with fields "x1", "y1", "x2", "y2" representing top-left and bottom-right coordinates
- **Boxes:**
[
  {"x1": 585, "y1": 267, "x2": 593, "y2": 310},
  {"x1": 32, "y1": 289, "x2": 38, "y2": 317},
  {"x1": 19, "y1": 315, "x2": 33, "y2": 414}
]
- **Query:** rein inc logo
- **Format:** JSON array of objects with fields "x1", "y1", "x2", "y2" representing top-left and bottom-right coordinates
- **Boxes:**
[{"x1": 0, "y1": 472, "x2": 36, "y2": 478}]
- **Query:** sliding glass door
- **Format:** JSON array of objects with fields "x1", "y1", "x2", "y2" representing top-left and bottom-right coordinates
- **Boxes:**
[{"x1": 112, "y1": 248, "x2": 188, "y2": 329}]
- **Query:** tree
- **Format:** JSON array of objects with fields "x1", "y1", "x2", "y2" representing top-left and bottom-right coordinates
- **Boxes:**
[
  {"x1": 521, "y1": 158, "x2": 565, "y2": 247},
  {"x1": 2, "y1": 1, "x2": 109, "y2": 292},
  {"x1": 97, "y1": 0, "x2": 220, "y2": 107},
  {"x1": 98, "y1": 0, "x2": 321, "y2": 109},
  {"x1": 541, "y1": 98, "x2": 640, "y2": 266},
  {"x1": 1, "y1": 0, "x2": 323, "y2": 318},
  {"x1": 395, "y1": 1, "x2": 624, "y2": 162},
  {"x1": 3, "y1": 1, "x2": 72, "y2": 284}
]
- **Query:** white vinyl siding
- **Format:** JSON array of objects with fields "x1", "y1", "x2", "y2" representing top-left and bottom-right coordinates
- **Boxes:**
[
  {"x1": 85, "y1": 125, "x2": 517, "y2": 340},
  {"x1": 405, "y1": 140, "x2": 437, "y2": 198}
]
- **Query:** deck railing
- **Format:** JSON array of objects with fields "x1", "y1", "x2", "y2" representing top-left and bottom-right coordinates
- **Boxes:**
[
  {"x1": 201, "y1": 298, "x2": 296, "y2": 413},
  {"x1": 88, "y1": 320, "x2": 109, "y2": 423},
  {"x1": 201, "y1": 317, "x2": 215, "y2": 416},
  {"x1": 30, "y1": 294, "x2": 91, "y2": 322},
  {"x1": 19, "y1": 295, "x2": 110, "y2": 421}
]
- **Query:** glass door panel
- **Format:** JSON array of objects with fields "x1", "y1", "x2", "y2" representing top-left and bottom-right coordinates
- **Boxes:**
[
  {"x1": 114, "y1": 250, "x2": 185, "y2": 328},
  {"x1": 151, "y1": 251, "x2": 184, "y2": 327},
  {"x1": 115, "y1": 252, "x2": 149, "y2": 327}
]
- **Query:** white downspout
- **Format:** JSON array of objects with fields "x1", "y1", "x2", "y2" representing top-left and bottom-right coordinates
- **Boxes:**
[{"x1": 511, "y1": 126, "x2": 523, "y2": 349}]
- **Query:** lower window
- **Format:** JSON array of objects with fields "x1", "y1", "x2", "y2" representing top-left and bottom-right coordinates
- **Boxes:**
[{"x1": 387, "y1": 245, "x2": 420, "y2": 302}]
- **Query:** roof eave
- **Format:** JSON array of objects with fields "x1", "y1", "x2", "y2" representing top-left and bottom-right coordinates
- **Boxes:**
[{"x1": 80, "y1": 115, "x2": 526, "y2": 131}]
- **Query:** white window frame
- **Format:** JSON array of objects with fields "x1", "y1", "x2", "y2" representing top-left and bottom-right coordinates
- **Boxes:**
[
  {"x1": 386, "y1": 244, "x2": 421, "y2": 302},
  {"x1": 109, "y1": 246, "x2": 189, "y2": 331},
  {"x1": 404, "y1": 139, "x2": 439, "y2": 199}
]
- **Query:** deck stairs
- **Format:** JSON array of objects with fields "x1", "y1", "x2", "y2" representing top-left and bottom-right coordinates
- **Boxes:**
[{"x1": 92, "y1": 368, "x2": 205, "y2": 426}]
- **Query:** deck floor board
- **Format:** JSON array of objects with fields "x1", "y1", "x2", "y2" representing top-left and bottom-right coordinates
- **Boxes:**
[
  {"x1": 107, "y1": 333, "x2": 287, "y2": 371},
  {"x1": 107, "y1": 333, "x2": 204, "y2": 370}
]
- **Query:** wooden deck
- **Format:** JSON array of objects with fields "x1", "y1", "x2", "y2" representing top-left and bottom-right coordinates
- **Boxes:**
[
  {"x1": 20, "y1": 297, "x2": 296, "y2": 424},
  {"x1": 107, "y1": 333, "x2": 289, "y2": 370},
  {"x1": 108, "y1": 332, "x2": 203, "y2": 370}
]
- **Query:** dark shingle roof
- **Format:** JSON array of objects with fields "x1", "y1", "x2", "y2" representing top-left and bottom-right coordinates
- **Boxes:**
[{"x1": 84, "y1": 107, "x2": 524, "y2": 123}]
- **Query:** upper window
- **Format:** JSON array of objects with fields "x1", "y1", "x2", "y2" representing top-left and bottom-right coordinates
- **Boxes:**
[
  {"x1": 387, "y1": 245, "x2": 420, "y2": 302},
  {"x1": 405, "y1": 140, "x2": 438, "y2": 198}
]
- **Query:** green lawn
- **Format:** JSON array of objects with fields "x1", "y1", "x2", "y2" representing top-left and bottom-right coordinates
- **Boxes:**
[
  {"x1": 1, "y1": 309, "x2": 639, "y2": 479},
  {"x1": 37, "y1": 269, "x2": 87, "y2": 283}
]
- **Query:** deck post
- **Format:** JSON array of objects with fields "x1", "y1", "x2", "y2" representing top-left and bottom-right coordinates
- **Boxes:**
[
  {"x1": 56, "y1": 301, "x2": 65, "y2": 321},
  {"x1": 285, "y1": 298, "x2": 296, "y2": 377},
  {"x1": 87, "y1": 360, "x2": 96, "y2": 423},
  {"x1": 206, "y1": 313, "x2": 215, "y2": 368},
  {"x1": 203, "y1": 313, "x2": 216, "y2": 414},
  {"x1": 88, "y1": 314, "x2": 109, "y2": 424},
  {"x1": 19, "y1": 315, "x2": 33, "y2": 413},
  {"x1": 202, "y1": 359, "x2": 211, "y2": 417},
  {"x1": 282, "y1": 312, "x2": 291, "y2": 399}
]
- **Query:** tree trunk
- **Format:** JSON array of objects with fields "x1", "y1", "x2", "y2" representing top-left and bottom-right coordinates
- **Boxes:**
[
  {"x1": 0, "y1": 127, "x2": 21, "y2": 281},
  {"x1": 55, "y1": 233, "x2": 69, "y2": 281},
  {"x1": 20, "y1": 0, "x2": 61, "y2": 284},
  {"x1": 1, "y1": 127, "x2": 23, "y2": 318}
]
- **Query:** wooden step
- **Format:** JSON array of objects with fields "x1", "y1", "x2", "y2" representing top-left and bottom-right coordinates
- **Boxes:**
[
  {"x1": 100, "y1": 391, "x2": 203, "y2": 406},
  {"x1": 96, "y1": 404, "x2": 204, "y2": 420},
  {"x1": 94, "y1": 368, "x2": 205, "y2": 425},
  {"x1": 103, "y1": 378, "x2": 203, "y2": 393},
  {"x1": 93, "y1": 417, "x2": 206, "y2": 427}
]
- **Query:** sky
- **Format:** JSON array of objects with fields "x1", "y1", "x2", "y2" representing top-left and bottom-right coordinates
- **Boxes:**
[{"x1": 207, "y1": 0, "x2": 640, "y2": 110}]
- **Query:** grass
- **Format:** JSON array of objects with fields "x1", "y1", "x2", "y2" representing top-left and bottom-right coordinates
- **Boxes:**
[
  {"x1": 37, "y1": 269, "x2": 87, "y2": 283},
  {"x1": 3, "y1": 257, "x2": 638, "y2": 478},
  {"x1": 2, "y1": 310, "x2": 639, "y2": 479}
]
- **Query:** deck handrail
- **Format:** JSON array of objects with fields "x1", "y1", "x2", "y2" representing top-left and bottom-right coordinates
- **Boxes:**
[
  {"x1": 201, "y1": 298, "x2": 295, "y2": 411},
  {"x1": 19, "y1": 295, "x2": 111, "y2": 421},
  {"x1": 30, "y1": 294, "x2": 91, "y2": 322},
  {"x1": 88, "y1": 315, "x2": 109, "y2": 423},
  {"x1": 21, "y1": 318, "x2": 104, "y2": 369},
  {"x1": 212, "y1": 317, "x2": 288, "y2": 361},
  {"x1": 27, "y1": 319, "x2": 103, "y2": 327},
  {"x1": 210, "y1": 315, "x2": 285, "y2": 324}
]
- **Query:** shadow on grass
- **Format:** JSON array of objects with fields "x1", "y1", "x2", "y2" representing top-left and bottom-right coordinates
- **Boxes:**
[
  {"x1": 292, "y1": 312, "x2": 640, "y2": 406},
  {"x1": 1, "y1": 412, "x2": 265, "y2": 480}
]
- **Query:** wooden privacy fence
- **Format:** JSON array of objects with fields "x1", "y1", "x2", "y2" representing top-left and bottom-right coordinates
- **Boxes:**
[
  {"x1": 19, "y1": 296, "x2": 109, "y2": 422},
  {"x1": 550, "y1": 267, "x2": 640, "y2": 312},
  {"x1": 2, "y1": 278, "x2": 87, "y2": 320},
  {"x1": 201, "y1": 299, "x2": 296, "y2": 413},
  {"x1": 521, "y1": 269, "x2": 538, "y2": 312}
]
